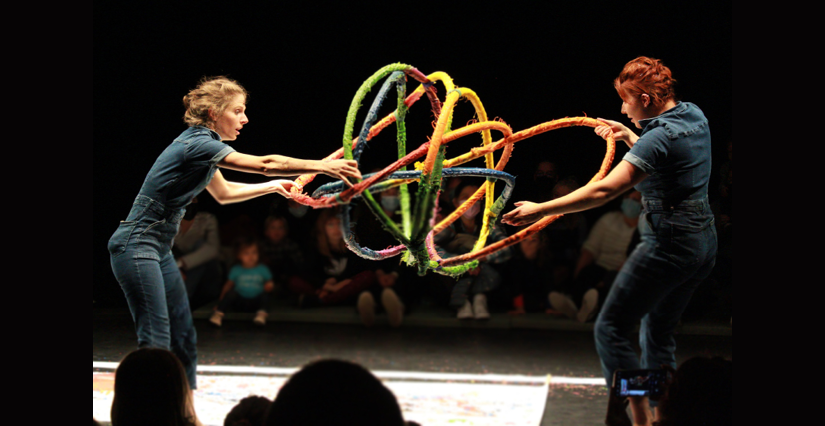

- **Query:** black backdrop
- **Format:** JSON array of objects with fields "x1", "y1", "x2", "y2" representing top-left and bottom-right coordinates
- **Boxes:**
[{"x1": 94, "y1": 1, "x2": 732, "y2": 307}]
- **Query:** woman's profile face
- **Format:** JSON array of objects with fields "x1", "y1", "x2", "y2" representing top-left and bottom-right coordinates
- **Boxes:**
[
  {"x1": 620, "y1": 92, "x2": 647, "y2": 129},
  {"x1": 212, "y1": 94, "x2": 249, "y2": 141}
]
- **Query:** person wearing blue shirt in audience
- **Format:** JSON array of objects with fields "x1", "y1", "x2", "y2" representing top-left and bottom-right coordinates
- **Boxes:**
[{"x1": 211, "y1": 236, "x2": 274, "y2": 327}]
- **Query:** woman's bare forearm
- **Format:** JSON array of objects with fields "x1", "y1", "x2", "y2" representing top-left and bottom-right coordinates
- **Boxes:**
[
  {"x1": 541, "y1": 161, "x2": 647, "y2": 216},
  {"x1": 255, "y1": 155, "x2": 327, "y2": 177},
  {"x1": 206, "y1": 170, "x2": 292, "y2": 205},
  {"x1": 219, "y1": 152, "x2": 361, "y2": 185}
]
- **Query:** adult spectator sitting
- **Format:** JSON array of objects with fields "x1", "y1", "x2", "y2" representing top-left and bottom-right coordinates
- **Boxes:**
[
  {"x1": 504, "y1": 229, "x2": 553, "y2": 314},
  {"x1": 287, "y1": 207, "x2": 378, "y2": 308},
  {"x1": 549, "y1": 189, "x2": 642, "y2": 322},
  {"x1": 110, "y1": 347, "x2": 202, "y2": 426},
  {"x1": 174, "y1": 197, "x2": 223, "y2": 309},
  {"x1": 224, "y1": 395, "x2": 271, "y2": 426},
  {"x1": 541, "y1": 177, "x2": 590, "y2": 298},
  {"x1": 438, "y1": 180, "x2": 513, "y2": 320},
  {"x1": 264, "y1": 359, "x2": 409, "y2": 426},
  {"x1": 260, "y1": 215, "x2": 308, "y2": 299},
  {"x1": 351, "y1": 184, "x2": 421, "y2": 328}
]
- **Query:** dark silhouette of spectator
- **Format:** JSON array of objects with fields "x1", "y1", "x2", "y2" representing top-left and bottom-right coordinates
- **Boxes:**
[
  {"x1": 264, "y1": 359, "x2": 407, "y2": 426},
  {"x1": 224, "y1": 395, "x2": 272, "y2": 426},
  {"x1": 541, "y1": 177, "x2": 590, "y2": 298},
  {"x1": 437, "y1": 176, "x2": 463, "y2": 215},
  {"x1": 504, "y1": 229, "x2": 553, "y2": 314},
  {"x1": 549, "y1": 189, "x2": 642, "y2": 322},
  {"x1": 605, "y1": 356, "x2": 733, "y2": 426},
  {"x1": 260, "y1": 215, "x2": 308, "y2": 299},
  {"x1": 266, "y1": 197, "x2": 318, "y2": 254},
  {"x1": 174, "y1": 196, "x2": 224, "y2": 310},
  {"x1": 288, "y1": 207, "x2": 378, "y2": 308},
  {"x1": 210, "y1": 236, "x2": 274, "y2": 327},
  {"x1": 528, "y1": 159, "x2": 561, "y2": 203},
  {"x1": 110, "y1": 347, "x2": 201, "y2": 426},
  {"x1": 654, "y1": 357, "x2": 733, "y2": 426}
]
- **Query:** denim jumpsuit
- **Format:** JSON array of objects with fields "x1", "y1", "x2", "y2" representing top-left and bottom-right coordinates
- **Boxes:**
[
  {"x1": 594, "y1": 102, "x2": 718, "y2": 392},
  {"x1": 107, "y1": 126, "x2": 235, "y2": 389}
]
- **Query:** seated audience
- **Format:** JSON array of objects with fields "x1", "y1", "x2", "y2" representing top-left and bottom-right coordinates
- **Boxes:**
[
  {"x1": 287, "y1": 207, "x2": 378, "y2": 308},
  {"x1": 260, "y1": 215, "x2": 308, "y2": 299},
  {"x1": 504, "y1": 229, "x2": 553, "y2": 314},
  {"x1": 541, "y1": 177, "x2": 589, "y2": 298},
  {"x1": 437, "y1": 180, "x2": 513, "y2": 320},
  {"x1": 548, "y1": 189, "x2": 641, "y2": 322},
  {"x1": 210, "y1": 236, "x2": 275, "y2": 327},
  {"x1": 352, "y1": 185, "x2": 417, "y2": 328},
  {"x1": 110, "y1": 347, "x2": 201, "y2": 426},
  {"x1": 264, "y1": 359, "x2": 409, "y2": 426},
  {"x1": 224, "y1": 395, "x2": 272, "y2": 426},
  {"x1": 174, "y1": 197, "x2": 223, "y2": 309},
  {"x1": 513, "y1": 159, "x2": 560, "y2": 205}
]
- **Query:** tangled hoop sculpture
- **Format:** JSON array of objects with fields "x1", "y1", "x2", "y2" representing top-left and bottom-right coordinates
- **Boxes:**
[{"x1": 287, "y1": 64, "x2": 615, "y2": 277}]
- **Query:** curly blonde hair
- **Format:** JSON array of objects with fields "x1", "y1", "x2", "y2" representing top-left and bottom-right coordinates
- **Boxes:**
[{"x1": 182, "y1": 76, "x2": 248, "y2": 128}]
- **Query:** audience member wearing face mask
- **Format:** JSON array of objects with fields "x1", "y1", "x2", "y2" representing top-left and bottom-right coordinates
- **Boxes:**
[{"x1": 435, "y1": 181, "x2": 514, "y2": 320}]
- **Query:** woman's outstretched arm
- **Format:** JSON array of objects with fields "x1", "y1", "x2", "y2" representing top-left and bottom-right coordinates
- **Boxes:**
[
  {"x1": 218, "y1": 152, "x2": 362, "y2": 184},
  {"x1": 205, "y1": 170, "x2": 295, "y2": 205},
  {"x1": 501, "y1": 160, "x2": 647, "y2": 227}
]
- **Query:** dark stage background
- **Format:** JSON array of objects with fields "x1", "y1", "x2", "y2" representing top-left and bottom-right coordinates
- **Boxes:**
[{"x1": 94, "y1": 2, "x2": 732, "y2": 307}]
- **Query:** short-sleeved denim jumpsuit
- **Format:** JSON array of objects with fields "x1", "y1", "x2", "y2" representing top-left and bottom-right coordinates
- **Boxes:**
[
  {"x1": 107, "y1": 126, "x2": 234, "y2": 389},
  {"x1": 594, "y1": 102, "x2": 718, "y2": 393}
]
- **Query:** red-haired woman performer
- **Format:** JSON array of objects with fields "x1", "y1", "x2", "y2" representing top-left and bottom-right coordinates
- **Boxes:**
[
  {"x1": 503, "y1": 57, "x2": 717, "y2": 426},
  {"x1": 107, "y1": 76, "x2": 361, "y2": 390}
]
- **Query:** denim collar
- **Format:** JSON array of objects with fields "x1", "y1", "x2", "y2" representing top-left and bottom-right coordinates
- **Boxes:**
[
  {"x1": 638, "y1": 101, "x2": 686, "y2": 129},
  {"x1": 178, "y1": 125, "x2": 222, "y2": 141}
]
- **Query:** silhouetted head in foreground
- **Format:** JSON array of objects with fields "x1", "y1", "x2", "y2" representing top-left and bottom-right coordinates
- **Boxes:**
[
  {"x1": 265, "y1": 359, "x2": 406, "y2": 426},
  {"x1": 655, "y1": 356, "x2": 733, "y2": 426},
  {"x1": 111, "y1": 347, "x2": 198, "y2": 426}
]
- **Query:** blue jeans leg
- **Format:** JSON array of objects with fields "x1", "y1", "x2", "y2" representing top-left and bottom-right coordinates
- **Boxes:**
[
  {"x1": 593, "y1": 236, "x2": 712, "y2": 391},
  {"x1": 111, "y1": 250, "x2": 198, "y2": 389},
  {"x1": 160, "y1": 252, "x2": 198, "y2": 389},
  {"x1": 639, "y1": 255, "x2": 715, "y2": 372}
]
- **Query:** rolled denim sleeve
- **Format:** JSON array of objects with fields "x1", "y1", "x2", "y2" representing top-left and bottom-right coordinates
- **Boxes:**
[
  {"x1": 186, "y1": 138, "x2": 235, "y2": 165},
  {"x1": 623, "y1": 127, "x2": 669, "y2": 176}
]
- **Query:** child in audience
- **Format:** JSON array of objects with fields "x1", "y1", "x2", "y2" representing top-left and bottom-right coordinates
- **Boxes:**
[{"x1": 210, "y1": 237, "x2": 274, "y2": 327}]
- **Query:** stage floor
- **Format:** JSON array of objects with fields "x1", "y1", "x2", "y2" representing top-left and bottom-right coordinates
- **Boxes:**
[{"x1": 93, "y1": 307, "x2": 732, "y2": 425}]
